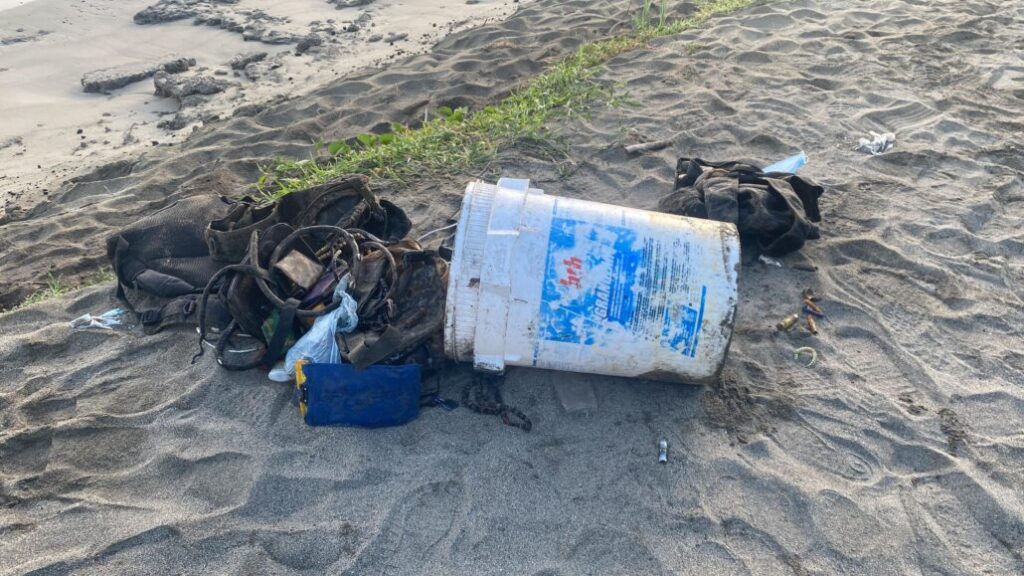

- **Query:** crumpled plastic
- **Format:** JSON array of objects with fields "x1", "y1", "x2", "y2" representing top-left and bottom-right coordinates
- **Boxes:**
[
  {"x1": 69, "y1": 308, "x2": 125, "y2": 330},
  {"x1": 268, "y1": 275, "x2": 358, "y2": 382},
  {"x1": 856, "y1": 131, "x2": 895, "y2": 155}
]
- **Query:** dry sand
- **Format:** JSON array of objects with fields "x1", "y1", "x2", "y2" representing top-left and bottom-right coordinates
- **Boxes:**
[{"x1": 2, "y1": 0, "x2": 1024, "y2": 574}]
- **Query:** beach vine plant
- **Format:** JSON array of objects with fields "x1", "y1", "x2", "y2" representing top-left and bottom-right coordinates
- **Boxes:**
[{"x1": 256, "y1": 0, "x2": 755, "y2": 200}]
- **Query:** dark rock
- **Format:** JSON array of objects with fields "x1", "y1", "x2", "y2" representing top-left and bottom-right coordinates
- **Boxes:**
[
  {"x1": 244, "y1": 26, "x2": 297, "y2": 44},
  {"x1": 162, "y1": 58, "x2": 195, "y2": 74},
  {"x1": 367, "y1": 33, "x2": 383, "y2": 42},
  {"x1": 81, "y1": 57, "x2": 196, "y2": 93},
  {"x1": 233, "y1": 103, "x2": 265, "y2": 117},
  {"x1": 135, "y1": 0, "x2": 295, "y2": 46},
  {"x1": 328, "y1": 0, "x2": 374, "y2": 7},
  {"x1": 133, "y1": 5, "x2": 184, "y2": 25},
  {"x1": 180, "y1": 94, "x2": 211, "y2": 108},
  {"x1": 152, "y1": 71, "x2": 175, "y2": 97},
  {"x1": 243, "y1": 63, "x2": 263, "y2": 81},
  {"x1": 295, "y1": 35, "x2": 323, "y2": 55},
  {"x1": 243, "y1": 59, "x2": 281, "y2": 81},
  {"x1": 153, "y1": 71, "x2": 231, "y2": 106},
  {"x1": 0, "y1": 136, "x2": 22, "y2": 150},
  {"x1": 384, "y1": 32, "x2": 408, "y2": 43},
  {"x1": 0, "y1": 29, "x2": 51, "y2": 46},
  {"x1": 157, "y1": 112, "x2": 195, "y2": 130},
  {"x1": 229, "y1": 51, "x2": 266, "y2": 69},
  {"x1": 134, "y1": 0, "x2": 211, "y2": 25},
  {"x1": 259, "y1": 30, "x2": 298, "y2": 44}
]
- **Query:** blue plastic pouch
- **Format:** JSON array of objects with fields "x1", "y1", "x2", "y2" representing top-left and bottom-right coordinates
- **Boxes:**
[
  {"x1": 762, "y1": 151, "x2": 807, "y2": 174},
  {"x1": 296, "y1": 363, "x2": 421, "y2": 428}
]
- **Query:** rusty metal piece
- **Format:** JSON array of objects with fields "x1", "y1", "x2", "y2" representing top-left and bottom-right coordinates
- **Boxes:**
[
  {"x1": 801, "y1": 288, "x2": 825, "y2": 324},
  {"x1": 274, "y1": 250, "x2": 325, "y2": 290},
  {"x1": 803, "y1": 298, "x2": 824, "y2": 315},
  {"x1": 776, "y1": 313, "x2": 799, "y2": 332}
]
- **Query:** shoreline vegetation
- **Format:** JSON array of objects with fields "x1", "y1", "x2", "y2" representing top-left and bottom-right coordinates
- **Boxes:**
[
  {"x1": 257, "y1": 0, "x2": 756, "y2": 200},
  {"x1": 2, "y1": 269, "x2": 114, "y2": 313}
]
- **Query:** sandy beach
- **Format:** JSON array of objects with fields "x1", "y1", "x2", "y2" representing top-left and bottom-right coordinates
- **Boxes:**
[{"x1": 2, "y1": 0, "x2": 1023, "y2": 574}]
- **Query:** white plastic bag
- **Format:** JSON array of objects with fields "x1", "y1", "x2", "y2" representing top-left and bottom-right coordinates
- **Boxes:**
[
  {"x1": 69, "y1": 308, "x2": 125, "y2": 330},
  {"x1": 267, "y1": 275, "x2": 358, "y2": 382},
  {"x1": 856, "y1": 131, "x2": 895, "y2": 155}
]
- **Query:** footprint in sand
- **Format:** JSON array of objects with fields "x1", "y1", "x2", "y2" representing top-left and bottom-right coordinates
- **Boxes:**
[{"x1": 343, "y1": 480, "x2": 463, "y2": 576}]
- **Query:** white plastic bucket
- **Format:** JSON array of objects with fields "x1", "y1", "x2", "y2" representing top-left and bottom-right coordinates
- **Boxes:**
[{"x1": 444, "y1": 179, "x2": 740, "y2": 384}]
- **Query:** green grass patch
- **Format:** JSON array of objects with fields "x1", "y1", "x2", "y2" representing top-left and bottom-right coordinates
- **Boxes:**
[
  {"x1": 2, "y1": 268, "x2": 116, "y2": 313},
  {"x1": 257, "y1": 0, "x2": 756, "y2": 201},
  {"x1": 16, "y1": 273, "x2": 70, "y2": 309}
]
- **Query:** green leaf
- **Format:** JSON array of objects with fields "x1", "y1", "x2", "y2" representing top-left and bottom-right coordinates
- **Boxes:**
[
  {"x1": 327, "y1": 141, "x2": 349, "y2": 156},
  {"x1": 356, "y1": 133, "x2": 377, "y2": 148},
  {"x1": 390, "y1": 122, "x2": 408, "y2": 134},
  {"x1": 379, "y1": 133, "x2": 396, "y2": 145},
  {"x1": 437, "y1": 106, "x2": 454, "y2": 118}
]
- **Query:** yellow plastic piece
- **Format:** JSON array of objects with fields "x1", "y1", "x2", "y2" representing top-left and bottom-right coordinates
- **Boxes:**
[{"x1": 295, "y1": 359, "x2": 308, "y2": 418}]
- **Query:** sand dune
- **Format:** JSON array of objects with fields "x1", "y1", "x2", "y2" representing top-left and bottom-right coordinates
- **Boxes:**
[{"x1": 1, "y1": 0, "x2": 1023, "y2": 574}]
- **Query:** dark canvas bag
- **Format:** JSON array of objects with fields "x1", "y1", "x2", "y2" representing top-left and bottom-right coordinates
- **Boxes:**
[
  {"x1": 106, "y1": 195, "x2": 233, "y2": 333},
  {"x1": 108, "y1": 175, "x2": 412, "y2": 336}
]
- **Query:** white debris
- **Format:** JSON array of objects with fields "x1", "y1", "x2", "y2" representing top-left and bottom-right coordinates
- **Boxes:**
[{"x1": 856, "y1": 131, "x2": 896, "y2": 155}]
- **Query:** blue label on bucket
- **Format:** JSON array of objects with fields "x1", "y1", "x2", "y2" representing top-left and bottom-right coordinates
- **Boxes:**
[
  {"x1": 662, "y1": 285, "x2": 706, "y2": 357},
  {"x1": 538, "y1": 217, "x2": 706, "y2": 357}
]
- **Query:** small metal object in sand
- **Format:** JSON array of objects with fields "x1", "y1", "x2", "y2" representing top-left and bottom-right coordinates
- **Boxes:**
[
  {"x1": 658, "y1": 439, "x2": 668, "y2": 463},
  {"x1": 806, "y1": 314, "x2": 819, "y2": 335},
  {"x1": 803, "y1": 304, "x2": 825, "y2": 318},
  {"x1": 776, "y1": 313, "x2": 799, "y2": 332},
  {"x1": 625, "y1": 140, "x2": 671, "y2": 155},
  {"x1": 794, "y1": 346, "x2": 817, "y2": 367},
  {"x1": 802, "y1": 288, "x2": 824, "y2": 310}
]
